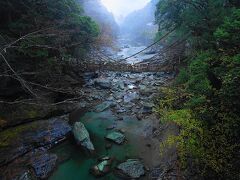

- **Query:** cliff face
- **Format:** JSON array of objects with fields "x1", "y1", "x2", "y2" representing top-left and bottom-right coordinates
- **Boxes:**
[
  {"x1": 120, "y1": 0, "x2": 158, "y2": 45},
  {"x1": 79, "y1": 0, "x2": 119, "y2": 38}
]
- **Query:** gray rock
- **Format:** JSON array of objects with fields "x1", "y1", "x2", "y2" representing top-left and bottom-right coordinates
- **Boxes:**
[
  {"x1": 94, "y1": 79, "x2": 111, "y2": 89},
  {"x1": 139, "y1": 88, "x2": 154, "y2": 96},
  {"x1": 150, "y1": 168, "x2": 162, "y2": 179},
  {"x1": 79, "y1": 101, "x2": 87, "y2": 108},
  {"x1": 17, "y1": 170, "x2": 34, "y2": 180},
  {"x1": 94, "y1": 101, "x2": 114, "y2": 112},
  {"x1": 139, "y1": 85, "x2": 146, "y2": 90},
  {"x1": 154, "y1": 81, "x2": 164, "y2": 86},
  {"x1": 113, "y1": 81, "x2": 125, "y2": 90},
  {"x1": 106, "y1": 96, "x2": 114, "y2": 101},
  {"x1": 90, "y1": 157, "x2": 113, "y2": 177},
  {"x1": 127, "y1": 84, "x2": 137, "y2": 90},
  {"x1": 0, "y1": 149, "x2": 56, "y2": 180},
  {"x1": 113, "y1": 91, "x2": 125, "y2": 99},
  {"x1": 89, "y1": 94, "x2": 102, "y2": 100},
  {"x1": 124, "y1": 92, "x2": 139, "y2": 103},
  {"x1": 72, "y1": 122, "x2": 95, "y2": 151},
  {"x1": 117, "y1": 159, "x2": 145, "y2": 179},
  {"x1": 105, "y1": 131, "x2": 125, "y2": 144},
  {"x1": 142, "y1": 102, "x2": 154, "y2": 114},
  {"x1": 83, "y1": 72, "x2": 98, "y2": 82},
  {"x1": 0, "y1": 116, "x2": 71, "y2": 166},
  {"x1": 31, "y1": 153, "x2": 57, "y2": 179},
  {"x1": 116, "y1": 107, "x2": 127, "y2": 113}
]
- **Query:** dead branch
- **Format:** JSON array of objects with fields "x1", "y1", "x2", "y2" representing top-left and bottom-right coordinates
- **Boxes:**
[
  {"x1": 1, "y1": 27, "x2": 54, "y2": 52},
  {"x1": 0, "y1": 52, "x2": 37, "y2": 97},
  {"x1": 0, "y1": 74, "x2": 83, "y2": 95},
  {"x1": 0, "y1": 97, "x2": 82, "y2": 107}
]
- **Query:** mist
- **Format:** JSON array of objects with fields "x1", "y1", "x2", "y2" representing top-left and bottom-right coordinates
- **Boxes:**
[{"x1": 101, "y1": 0, "x2": 151, "y2": 24}]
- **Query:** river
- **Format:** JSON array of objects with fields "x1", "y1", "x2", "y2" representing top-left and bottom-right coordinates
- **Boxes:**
[{"x1": 49, "y1": 69, "x2": 174, "y2": 179}]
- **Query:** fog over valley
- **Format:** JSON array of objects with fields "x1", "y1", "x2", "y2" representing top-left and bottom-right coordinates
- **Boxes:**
[{"x1": 101, "y1": 0, "x2": 151, "y2": 24}]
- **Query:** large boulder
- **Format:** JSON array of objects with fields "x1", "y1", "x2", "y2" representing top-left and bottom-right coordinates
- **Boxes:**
[
  {"x1": 31, "y1": 153, "x2": 57, "y2": 179},
  {"x1": 72, "y1": 122, "x2": 95, "y2": 152},
  {"x1": 116, "y1": 159, "x2": 145, "y2": 179},
  {"x1": 0, "y1": 116, "x2": 71, "y2": 166},
  {"x1": 105, "y1": 131, "x2": 125, "y2": 144},
  {"x1": 0, "y1": 148, "x2": 58, "y2": 180}
]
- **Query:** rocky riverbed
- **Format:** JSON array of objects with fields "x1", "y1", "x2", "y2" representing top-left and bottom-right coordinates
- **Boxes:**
[{"x1": 0, "y1": 70, "x2": 179, "y2": 180}]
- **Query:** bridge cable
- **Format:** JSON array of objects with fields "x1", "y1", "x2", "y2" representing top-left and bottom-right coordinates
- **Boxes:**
[
  {"x1": 91, "y1": 26, "x2": 178, "y2": 62},
  {"x1": 120, "y1": 26, "x2": 178, "y2": 61},
  {"x1": 144, "y1": 33, "x2": 191, "y2": 62}
]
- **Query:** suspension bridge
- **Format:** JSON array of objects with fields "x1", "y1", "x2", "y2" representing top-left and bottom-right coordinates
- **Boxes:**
[{"x1": 73, "y1": 29, "x2": 188, "y2": 73}]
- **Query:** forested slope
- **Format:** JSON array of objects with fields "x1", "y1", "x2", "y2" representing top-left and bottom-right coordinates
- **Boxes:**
[
  {"x1": 80, "y1": 0, "x2": 119, "y2": 46},
  {"x1": 155, "y1": 0, "x2": 240, "y2": 179},
  {"x1": 0, "y1": 0, "x2": 99, "y2": 128}
]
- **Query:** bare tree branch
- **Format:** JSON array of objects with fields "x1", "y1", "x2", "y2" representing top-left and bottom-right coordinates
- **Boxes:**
[
  {"x1": 1, "y1": 27, "x2": 54, "y2": 52},
  {"x1": 0, "y1": 74, "x2": 83, "y2": 95},
  {"x1": 0, "y1": 52, "x2": 37, "y2": 97},
  {"x1": 0, "y1": 97, "x2": 82, "y2": 106}
]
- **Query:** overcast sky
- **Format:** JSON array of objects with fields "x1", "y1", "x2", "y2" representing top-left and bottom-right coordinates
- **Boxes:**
[{"x1": 101, "y1": 0, "x2": 151, "y2": 23}]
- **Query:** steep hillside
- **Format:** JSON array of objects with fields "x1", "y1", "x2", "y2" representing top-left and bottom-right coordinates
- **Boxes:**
[{"x1": 79, "y1": 0, "x2": 119, "y2": 46}]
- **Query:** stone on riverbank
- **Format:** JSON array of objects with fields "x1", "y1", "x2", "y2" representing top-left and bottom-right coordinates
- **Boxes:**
[
  {"x1": 124, "y1": 92, "x2": 139, "y2": 103},
  {"x1": 105, "y1": 131, "x2": 125, "y2": 144},
  {"x1": 0, "y1": 116, "x2": 71, "y2": 166},
  {"x1": 142, "y1": 102, "x2": 154, "y2": 114},
  {"x1": 83, "y1": 72, "x2": 99, "y2": 82},
  {"x1": 0, "y1": 148, "x2": 58, "y2": 180},
  {"x1": 116, "y1": 159, "x2": 145, "y2": 179},
  {"x1": 94, "y1": 79, "x2": 111, "y2": 89},
  {"x1": 31, "y1": 153, "x2": 57, "y2": 179},
  {"x1": 94, "y1": 101, "x2": 114, "y2": 112},
  {"x1": 112, "y1": 81, "x2": 125, "y2": 90},
  {"x1": 73, "y1": 122, "x2": 95, "y2": 151},
  {"x1": 90, "y1": 157, "x2": 113, "y2": 177}
]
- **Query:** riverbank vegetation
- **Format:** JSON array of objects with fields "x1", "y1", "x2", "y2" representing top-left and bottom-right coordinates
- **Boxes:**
[
  {"x1": 0, "y1": 0, "x2": 99, "y2": 100},
  {"x1": 155, "y1": 0, "x2": 240, "y2": 179},
  {"x1": 0, "y1": 0, "x2": 100, "y2": 128}
]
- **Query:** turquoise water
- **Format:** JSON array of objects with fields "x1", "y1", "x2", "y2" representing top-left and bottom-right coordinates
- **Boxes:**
[{"x1": 50, "y1": 110, "x2": 139, "y2": 180}]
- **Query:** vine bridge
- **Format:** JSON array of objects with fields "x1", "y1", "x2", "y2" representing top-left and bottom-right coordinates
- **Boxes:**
[{"x1": 76, "y1": 30, "x2": 188, "y2": 73}]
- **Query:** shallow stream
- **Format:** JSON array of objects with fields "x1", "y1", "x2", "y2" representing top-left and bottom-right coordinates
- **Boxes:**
[{"x1": 50, "y1": 108, "x2": 159, "y2": 179}]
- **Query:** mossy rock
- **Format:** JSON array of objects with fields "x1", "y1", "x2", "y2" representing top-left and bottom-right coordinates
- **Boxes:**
[
  {"x1": 0, "y1": 122, "x2": 39, "y2": 147},
  {"x1": 0, "y1": 103, "x2": 56, "y2": 128}
]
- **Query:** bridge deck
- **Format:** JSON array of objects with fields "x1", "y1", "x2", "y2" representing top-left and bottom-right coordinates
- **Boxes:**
[{"x1": 73, "y1": 43, "x2": 185, "y2": 73}]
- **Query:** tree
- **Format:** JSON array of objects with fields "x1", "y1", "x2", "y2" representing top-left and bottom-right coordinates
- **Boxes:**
[{"x1": 155, "y1": 1, "x2": 240, "y2": 179}]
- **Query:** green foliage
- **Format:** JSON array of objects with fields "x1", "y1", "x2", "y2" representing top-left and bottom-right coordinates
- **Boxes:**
[
  {"x1": 0, "y1": 0, "x2": 99, "y2": 60},
  {"x1": 161, "y1": 109, "x2": 204, "y2": 167},
  {"x1": 156, "y1": 0, "x2": 230, "y2": 48},
  {"x1": 175, "y1": 68, "x2": 189, "y2": 84},
  {"x1": 155, "y1": 1, "x2": 240, "y2": 179},
  {"x1": 214, "y1": 9, "x2": 240, "y2": 51}
]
